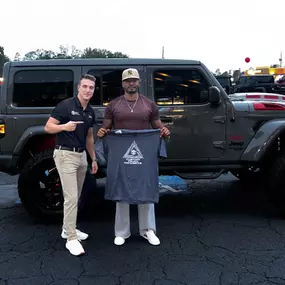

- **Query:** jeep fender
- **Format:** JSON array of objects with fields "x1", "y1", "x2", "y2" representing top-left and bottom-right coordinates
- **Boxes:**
[
  {"x1": 13, "y1": 126, "x2": 54, "y2": 155},
  {"x1": 241, "y1": 119, "x2": 285, "y2": 162},
  {"x1": 13, "y1": 126, "x2": 100, "y2": 163}
]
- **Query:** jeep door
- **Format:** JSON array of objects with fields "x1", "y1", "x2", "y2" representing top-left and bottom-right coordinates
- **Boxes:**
[
  {"x1": 4, "y1": 66, "x2": 82, "y2": 156},
  {"x1": 146, "y1": 65, "x2": 227, "y2": 161},
  {"x1": 81, "y1": 65, "x2": 145, "y2": 136}
]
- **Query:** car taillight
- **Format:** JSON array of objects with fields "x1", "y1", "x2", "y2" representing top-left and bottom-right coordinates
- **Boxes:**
[
  {"x1": 264, "y1": 95, "x2": 279, "y2": 100},
  {"x1": 0, "y1": 124, "x2": 5, "y2": 133},
  {"x1": 0, "y1": 120, "x2": 5, "y2": 139},
  {"x1": 253, "y1": 102, "x2": 285, "y2": 110}
]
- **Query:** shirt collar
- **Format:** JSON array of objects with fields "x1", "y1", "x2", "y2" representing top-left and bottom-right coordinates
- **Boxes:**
[{"x1": 75, "y1": 96, "x2": 90, "y2": 111}]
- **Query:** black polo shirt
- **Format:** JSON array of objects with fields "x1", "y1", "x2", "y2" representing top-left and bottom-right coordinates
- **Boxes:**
[{"x1": 50, "y1": 96, "x2": 96, "y2": 149}]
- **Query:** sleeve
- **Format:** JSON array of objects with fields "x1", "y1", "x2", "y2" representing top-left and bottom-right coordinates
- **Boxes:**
[
  {"x1": 50, "y1": 101, "x2": 67, "y2": 123},
  {"x1": 150, "y1": 101, "x2": 160, "y2": 122},
  {"x1": 104, "y1": 102, "x2": 114, "y2": 120}
]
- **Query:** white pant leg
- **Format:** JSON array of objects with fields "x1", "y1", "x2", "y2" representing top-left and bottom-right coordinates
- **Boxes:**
[
  {"x1": 114, "y1": 203, "x2": 131, "y2": 238},
  {"x1": 138, "y1": 203, "x2": 156, "y2": 235}
]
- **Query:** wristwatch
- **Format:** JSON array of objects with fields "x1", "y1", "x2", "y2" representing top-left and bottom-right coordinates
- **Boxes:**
[{"x1": 92, "y1": 158, "x2": 98, "y2": 162}]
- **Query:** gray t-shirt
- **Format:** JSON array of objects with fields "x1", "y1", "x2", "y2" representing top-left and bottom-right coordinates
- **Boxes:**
[{"x1": 96, "y1": 129, "x2": 167, "y2": 204}]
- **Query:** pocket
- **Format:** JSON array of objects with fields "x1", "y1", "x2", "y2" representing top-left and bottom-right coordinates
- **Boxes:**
[
  {"x1": 60, "y1": 151, "x2": 66, "y2": 160},
  {"x1": 54, "y1": 149, "x2": 66, "y2": 161},
  {"x1": 53, "y1": 150, "x2": 57, "y2": 159}
]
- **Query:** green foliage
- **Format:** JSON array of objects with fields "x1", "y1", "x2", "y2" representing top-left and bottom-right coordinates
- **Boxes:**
[
  {"x1": 0, "y1": 46, "x2": 10, "y2": 75},
  {"x1": 15, "y1": 45, "x2": 129, "y2": 61}
]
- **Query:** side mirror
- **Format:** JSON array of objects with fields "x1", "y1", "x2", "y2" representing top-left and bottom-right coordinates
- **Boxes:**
[{"x1": 209, "y1": 86, "x2": 221, "y2": 104}]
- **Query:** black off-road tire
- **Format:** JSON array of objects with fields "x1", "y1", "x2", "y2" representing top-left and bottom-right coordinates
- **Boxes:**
[
  {"x1": 231, "y1": 169, "x2": 264, "y2": 183},
  {"x1": 18, "y1": 149, "x2": 97, "y2": 222}
]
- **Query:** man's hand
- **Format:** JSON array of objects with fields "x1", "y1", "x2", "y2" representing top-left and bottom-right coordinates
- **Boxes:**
[
  {"x1": 64, "y1": 121, "x2": 84, "y2": 132},
  {"x1": 97, "y1": 128, "x2": 109, "y2": 137},
  {"x1": 160, "y1": 127, "x2": 170, "y2": 137},
  {"x1": 91, "y1": 161, "x2": 98, "y2": 174}
]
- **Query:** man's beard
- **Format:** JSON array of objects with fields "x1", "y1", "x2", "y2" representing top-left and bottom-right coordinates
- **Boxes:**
[{"x1": 126, "y1": 86, "x2": 138, "y2": 94}]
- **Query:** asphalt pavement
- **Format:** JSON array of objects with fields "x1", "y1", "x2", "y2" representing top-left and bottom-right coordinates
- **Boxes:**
[{"x1": 1, "y1": 172, "x2": 285, "y2": 285}]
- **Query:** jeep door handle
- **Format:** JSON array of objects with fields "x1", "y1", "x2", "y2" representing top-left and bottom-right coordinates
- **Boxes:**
[
  {"x1": 160, "y1": 116, "x2": 172, "y2": 122},
  {"x1": 213, "y1": 116, "x2": 226, "y2": 124}
]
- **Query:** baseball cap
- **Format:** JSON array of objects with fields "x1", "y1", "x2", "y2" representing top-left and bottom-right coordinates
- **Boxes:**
[{"x1": 122, "y1": 68, "x2": 140, "y2": 81}]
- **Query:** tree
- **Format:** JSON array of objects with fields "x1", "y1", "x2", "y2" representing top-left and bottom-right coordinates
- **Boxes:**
[
  {"x1": 214, "y1": 68, "x2": 221, "y2": 76},
  {"x1": 81, "y1": 47, "x2": 128, "y2": 58},
  {"x1": 14, "y1": 52, "x2": 21, "y2": 61},
  {"x1": 0, "y1": 46, "x2": 10, "y2": 75},
  {"x1": 16, "y1": 45, "x2": 129, "y2": 61},
  {"x1": 53, "y1": 45, "x2": 82, "y2": 59},
  {"x1": 23, "y1": 49, "x2": 56, "y2": 61}
]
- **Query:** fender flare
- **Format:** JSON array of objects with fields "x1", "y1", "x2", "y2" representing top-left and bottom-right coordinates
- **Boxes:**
[
  {"x1": 13, "y1": 126, "x2": 54, "y2": 155},
  {"x1": 241, "y1": 119, "x2": 285, "y2": 162},
  {"x1": 12, "y1": 126, "x2": 105, "y2": 174}
]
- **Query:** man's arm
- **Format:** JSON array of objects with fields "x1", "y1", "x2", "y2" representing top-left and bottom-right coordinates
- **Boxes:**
[
  {"x1": 151, "y1": 118, "x2": 164, "y2": 129},
  {"x1": 45, "y1": 117, "x2": 67, "y2": 134},
  {"x1": 97, "y1": 103, "x2": 113, "y2": 137},
  {"x1": 102, "y1": 118, "x2": 113, "y2": 129},
  {"x1": 86, "y1": 128, "x2": 96, "y2": 161},
  {"x1": 150, "y1": 102, "x2": 164, "y2": 129},
  {"x1": 45, "y1": 102, "x2": 67, "y2": 134},
  {"x1": 150, "y1": 102, "x2": 170, "y2": 137},
  {"x1": 103, "y1": 103, "x2": 113, "y2": 129}
]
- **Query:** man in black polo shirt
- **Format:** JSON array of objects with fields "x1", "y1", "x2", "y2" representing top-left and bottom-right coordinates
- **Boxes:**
[{"x1": 45, "y1": 74, "x2": 98, "y2": 256}]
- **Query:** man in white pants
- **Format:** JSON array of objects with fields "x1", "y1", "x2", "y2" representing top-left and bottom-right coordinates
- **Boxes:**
[{"x1": 97, "y1": 68, "x2": 170, "y2": 246}]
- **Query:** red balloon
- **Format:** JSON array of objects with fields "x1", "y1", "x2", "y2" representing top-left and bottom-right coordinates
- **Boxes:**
[{"x1": 245, "y1": 57, "x2": 250, "y2": 63}]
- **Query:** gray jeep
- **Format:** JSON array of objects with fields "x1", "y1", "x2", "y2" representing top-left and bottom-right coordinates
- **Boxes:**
[{"x1": 0, "y1": 58, "x2": 285, "y2": 220}]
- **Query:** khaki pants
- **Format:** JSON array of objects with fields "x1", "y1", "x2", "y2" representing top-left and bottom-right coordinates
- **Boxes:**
[{"x1": 53, "y1": 149, "x2": 88, "y2": 241}]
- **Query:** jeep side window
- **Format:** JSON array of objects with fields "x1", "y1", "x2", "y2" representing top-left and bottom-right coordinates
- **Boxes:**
[
  {"x1": 153, "y1": 69, "x2": 209, "y2": 105},
  {"x1": 102, "y1": 70, "x2": 124, "y2": 105},
  {"x1": 87, "y1": 69, "x2": 124, "y2": 106},
  {"x1": 12, "y1": 70, "x2": 74, "y2": 107}
]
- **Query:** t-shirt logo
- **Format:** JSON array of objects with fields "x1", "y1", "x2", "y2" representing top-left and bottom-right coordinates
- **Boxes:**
[{"x1": 123, "y1": 141, "x2": 144, "y2": 165}]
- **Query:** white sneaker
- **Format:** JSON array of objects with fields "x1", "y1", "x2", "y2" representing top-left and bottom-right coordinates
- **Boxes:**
[
  {"x1": 65, "y1": 239, "x2": 85, "y2": 256},
  {"x1": 140, "y1": 230, "x2": 160, "y2": 246},
  {"x1": 114, "y1": 237, "x2": 125, "y2": 246},
  {"x1": 61, "y1": 229, "x2": 89, "y2": 241}
]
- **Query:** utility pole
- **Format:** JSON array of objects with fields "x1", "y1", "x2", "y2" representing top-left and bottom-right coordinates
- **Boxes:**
[{"x1": 162, "y1": 46, "x2": 164, "y2": 59}]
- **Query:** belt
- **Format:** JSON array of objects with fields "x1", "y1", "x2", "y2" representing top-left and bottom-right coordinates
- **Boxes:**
[{"x1": 55, "y1": 145, "x2": 85, "y2": 153}]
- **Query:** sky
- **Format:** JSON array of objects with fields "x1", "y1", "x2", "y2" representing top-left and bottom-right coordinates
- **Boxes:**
[{"x1": 1, "y1": 0, "x2": 284, "y2": 73}]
